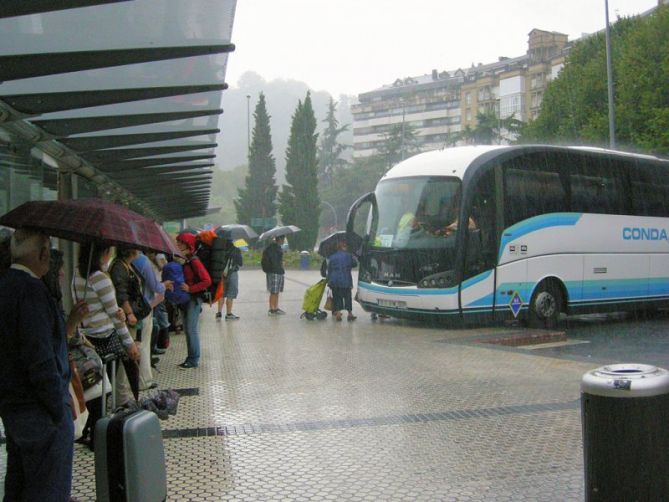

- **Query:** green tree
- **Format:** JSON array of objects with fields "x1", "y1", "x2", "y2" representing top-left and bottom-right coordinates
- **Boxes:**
[
  {"x1": 318, "y1": 97, "x2": 350, "y2": 187},
  {"x1": 319, "y1": 156, "x2": 386, "y2": 232},
  {"x1": 234, "y1": 93, "x2": 278, "y2": 229},
  {"x1": 520, "y1": 7, "x2": 669, "y2": 154},
  {"x1": 279, "y1": 92, "x2": 321, "y2": 250},
  {"x1": 450, "y1": 110, "x2": 523, "y2": 145},
  {"x1": 376, "y1": 122, "x2": 420, "y2": 170}
]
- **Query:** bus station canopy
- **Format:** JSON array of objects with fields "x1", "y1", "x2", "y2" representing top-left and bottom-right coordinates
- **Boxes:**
[{"x1": 0, "y1": 0, "x2": 237, "y2": 222}]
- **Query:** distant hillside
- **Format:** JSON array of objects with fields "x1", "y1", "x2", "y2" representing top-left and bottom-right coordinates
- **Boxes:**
[{"x1": 217, "y1": 71, "x2": 354, "y2": 182}]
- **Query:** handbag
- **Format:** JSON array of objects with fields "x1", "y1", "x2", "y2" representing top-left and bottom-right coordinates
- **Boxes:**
[
  {"x1": 324, "y1": 290, "x2": 334, "y2": 311},
  {"x1": 68, "y1": 358, "x2": 89, "y2": 440},
  {"x1": 68, "y1": 333, "x2": 103, "y2": 390},
  {"x1": 130, "y1": 294, "x2": 152, "y2": 321},
  {"x1": 88, "y1": 329, "x2": 127, "y2": 360}
]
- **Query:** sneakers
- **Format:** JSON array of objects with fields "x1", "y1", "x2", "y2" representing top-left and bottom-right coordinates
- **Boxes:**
[
  {"x1": 178, "y1": 361, "x2": 197, "y2": 369},
  {"x1": 225, "y1": 313, "x2": 240, "y2": 320},
  {"x1": 215, "y1": 312, "x2": 222, "y2": 321},
  {"x1": 268, "y1": 309, "x2": 286, "y2": 316}
]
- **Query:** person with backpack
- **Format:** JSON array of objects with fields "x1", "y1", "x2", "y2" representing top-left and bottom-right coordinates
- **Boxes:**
[
  {"x1": 215, "y1": 238, "x2": 243, "y2": 321},
  {"x1": 175, "y1": 232, "x2": 212, "y2": 369},
  {"x1": 261, "y1": 235, "x2": 286, "y2": 316}
]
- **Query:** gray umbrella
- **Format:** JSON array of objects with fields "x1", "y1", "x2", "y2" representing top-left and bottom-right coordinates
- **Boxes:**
[
  {"x1": 258, "y1": 225, "x2": 301, "y2": 242},
  {"x1": 216, "y1": 224, "x2": 258, "y2": 241}
]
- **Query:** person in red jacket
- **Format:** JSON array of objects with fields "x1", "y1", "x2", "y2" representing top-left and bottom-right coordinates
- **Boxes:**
[{"x1": 175, "y1": 232, "x2": 212, "y2": 369}]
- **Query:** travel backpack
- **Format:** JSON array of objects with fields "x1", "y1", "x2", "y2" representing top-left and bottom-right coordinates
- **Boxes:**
[
  {"x1": 194, "y1": 229, "x2": 227, "y2": 285},
  {"x1": 261, "y1": 247, "x2": 271, "y2": 273}
]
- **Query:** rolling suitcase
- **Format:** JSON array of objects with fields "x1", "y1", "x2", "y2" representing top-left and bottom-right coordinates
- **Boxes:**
[
  {"x1": 95, "y1": 354, "x2": 168, "y2": 502},
  {"x1": 300, "y1": 279, "x2": 328, "y2": 320}
]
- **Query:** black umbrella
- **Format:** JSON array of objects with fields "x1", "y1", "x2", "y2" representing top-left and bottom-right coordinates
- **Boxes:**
[
  {"x1": 318, "y1": 231, "x2": 362, "y2": 258},
  {"x1": 215, "y1": 224, "x2": 258, "y2": 241}
]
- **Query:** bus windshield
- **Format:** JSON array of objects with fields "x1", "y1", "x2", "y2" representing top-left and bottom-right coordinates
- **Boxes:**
[{"x1": 373, "y1": 177, "x2": 462, "y2": 250}]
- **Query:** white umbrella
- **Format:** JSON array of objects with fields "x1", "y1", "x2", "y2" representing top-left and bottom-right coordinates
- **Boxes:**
[{"x1": 258, "y1": 225, "x2": 301, "y2": 242}]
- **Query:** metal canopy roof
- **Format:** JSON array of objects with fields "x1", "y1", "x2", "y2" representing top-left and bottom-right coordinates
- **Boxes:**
[
  {"x1": 2, "y1": 0, "x2": 132, "y2": 19},
  {"x1": 2, "y1": 84, "x2": 227, "y2": 116},
  {"x1": 58, "y1": 129, "x2": 220, "y2": 152},
  {"x1": 0, "y1": 45, "x2": 234, "y2": 82},
  {"x1": 97, "y1": 155, "x2": 216, "y2": 170},
  {"x1": 0, "y1": 0, "x2": 238, "y2": 221},
  {"x1": 32, "y1": 109, "x2": 222, "y2": 136},
  {"x1": 80, "y1": 143, "x2": 218, "y2": 162}
]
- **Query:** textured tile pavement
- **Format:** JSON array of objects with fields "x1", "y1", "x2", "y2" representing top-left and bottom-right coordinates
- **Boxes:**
[{"x1": 1, "y1": 269, "x2": 596, "y2": 500}]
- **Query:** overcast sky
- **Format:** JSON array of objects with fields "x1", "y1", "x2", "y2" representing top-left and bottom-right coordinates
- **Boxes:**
[{"x1": 226, "y1": 0, "x2": 659, "y2": 97}]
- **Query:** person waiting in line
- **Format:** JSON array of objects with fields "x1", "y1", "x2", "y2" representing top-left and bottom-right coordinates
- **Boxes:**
[
  {"x1": 216, "y1": 238, "x2": 243, "y2": 321},
  {"x1": 262, "y1": 235, "x2": 286, "y2": 315},
  {"x1": 148, "y1": 252, "x2": 171, "y2": 355},
  {"x1": 109, "y1": 246, "x2": 146, "y2": 404},
  {"x1": 73, "y1": 243, "x2": 140, "y2": 449},
  {"x1": 175, "y1": 232, "x2": 212, "y2": 369},
  {"x1": 132, "y1": 251, "x2": 172, "y2": 389},
  {"x1": 0, "y1": 228, "x2": 86, "y2": 501},
  {"x1": 327, "y1": 239, "x2": 358, "y2": 322}
]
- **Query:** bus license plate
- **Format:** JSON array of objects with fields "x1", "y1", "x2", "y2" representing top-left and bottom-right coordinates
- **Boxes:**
[{"x1": 377, "y1": 299, "x2": 407, "y2": 309}]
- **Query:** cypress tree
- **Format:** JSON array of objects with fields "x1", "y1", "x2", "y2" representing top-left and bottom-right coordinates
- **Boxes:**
[
  {"x1": 234, "y1": 93, "x2": 278, "y2": 229},
  {"x1": 279, "y1": 92, "x2": 321, "y2": 251},
  {"x1": 318, "y1": 97, "x2": 350, "y2": 187}
]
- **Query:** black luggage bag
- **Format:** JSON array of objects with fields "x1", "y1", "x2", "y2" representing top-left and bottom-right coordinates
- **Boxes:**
[{"x1": 94, "y1": 354, "x2": 168, "y2": 502}]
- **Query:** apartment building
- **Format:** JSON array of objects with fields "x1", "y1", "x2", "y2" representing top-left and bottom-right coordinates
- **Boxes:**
[{"x1": 352, "y1": 29, "x2": 569, "y2": 159}]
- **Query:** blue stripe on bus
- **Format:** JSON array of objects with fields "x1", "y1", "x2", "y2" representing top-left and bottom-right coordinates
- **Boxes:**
[
  {"x1": 468, "y1": 277, "x2": 669, "y2": 309},
  {"x1": 364, "y1": 276, "x2": 669, "y2": 310},
  {"x1": 498, "y1": 213, "x2": 582, "y2": 261}
]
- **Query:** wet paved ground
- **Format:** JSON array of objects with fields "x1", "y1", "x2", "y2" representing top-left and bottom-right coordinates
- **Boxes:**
[{"x1": 2, "y1": 269, "x2": 669, "y2": 500}]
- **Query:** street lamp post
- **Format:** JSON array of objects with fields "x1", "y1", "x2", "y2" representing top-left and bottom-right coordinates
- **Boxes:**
[
  {"x1": 246, "y1": 94, "x2": 251, "y2": 152},
  {"x1": 605, "y1": 0, "x2": 617, "y2": 149},
  {"x1": 321, "y1": 201, "x2": 338, "y2": 230},
  {"x1": 400, "y1": 97, "x2": 406, "y2": 161}
]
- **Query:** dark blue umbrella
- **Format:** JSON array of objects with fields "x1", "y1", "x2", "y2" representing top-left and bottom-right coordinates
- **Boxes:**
[{"x1": 318, "y1": 231, "x2": 362, "y2": 258}]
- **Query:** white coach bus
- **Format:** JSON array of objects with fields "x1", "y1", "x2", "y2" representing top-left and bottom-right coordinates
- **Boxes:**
[{"x1": 346, "y1": 145, "x2": 669, "y2": 327}]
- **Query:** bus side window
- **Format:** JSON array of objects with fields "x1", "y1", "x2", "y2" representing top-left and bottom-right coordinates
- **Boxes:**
[
  {"x1": 503, "y1": 153, "x2": 568, "y2": 228},
  {"x1": 568, "y1": 156, "x2": 626, "y2": 215},
  {"x1": 629, "y1": 164, "x2": 669, "y2": 217}
]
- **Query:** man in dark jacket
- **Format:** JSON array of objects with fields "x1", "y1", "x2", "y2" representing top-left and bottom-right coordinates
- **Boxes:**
[
  {"x1": 0, "y1": 228, "x2": 74, "y2": 501},
  {"x1": 261, "y1": 235, "x2": 286, "y2": 315}
]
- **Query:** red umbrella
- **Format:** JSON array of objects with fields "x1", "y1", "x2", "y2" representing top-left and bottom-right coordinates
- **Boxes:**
[{"x1": 0, "y1": 198, "x2": 179, "y2": 255}]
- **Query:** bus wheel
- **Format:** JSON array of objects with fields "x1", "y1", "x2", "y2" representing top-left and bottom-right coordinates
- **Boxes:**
[{"x1": 528, "y1": 281, "x2": 562, "y2": 329}]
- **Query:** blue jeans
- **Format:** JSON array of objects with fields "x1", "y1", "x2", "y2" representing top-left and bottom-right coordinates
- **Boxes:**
[
  {"x1": 2, "y1": 402, "x2": 74, "y2": 501},
  {"x1": 183, "y1": 296, "x2": 203, "y2": 366},
  {"x1": 153, "y1": 301, "x2": 169, "y2": 330}
]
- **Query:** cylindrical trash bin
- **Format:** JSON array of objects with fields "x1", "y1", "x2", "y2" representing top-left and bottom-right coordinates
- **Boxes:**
[
  {"x1": 299, "y1": 251, "x2": 310, "y2": 270},
  {"x1": 581, "y1": 363, "x2": 669, "y2": 501}
]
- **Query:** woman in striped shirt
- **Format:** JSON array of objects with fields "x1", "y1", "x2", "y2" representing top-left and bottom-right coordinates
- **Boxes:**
[{"x1": 72, "y1": 243, "x2": 140, "y2": 448}]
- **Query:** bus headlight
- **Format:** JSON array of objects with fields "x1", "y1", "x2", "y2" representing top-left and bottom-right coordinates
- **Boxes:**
[{"x1": 418, "y1": 270, "x2": 455, "y2": 289}]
